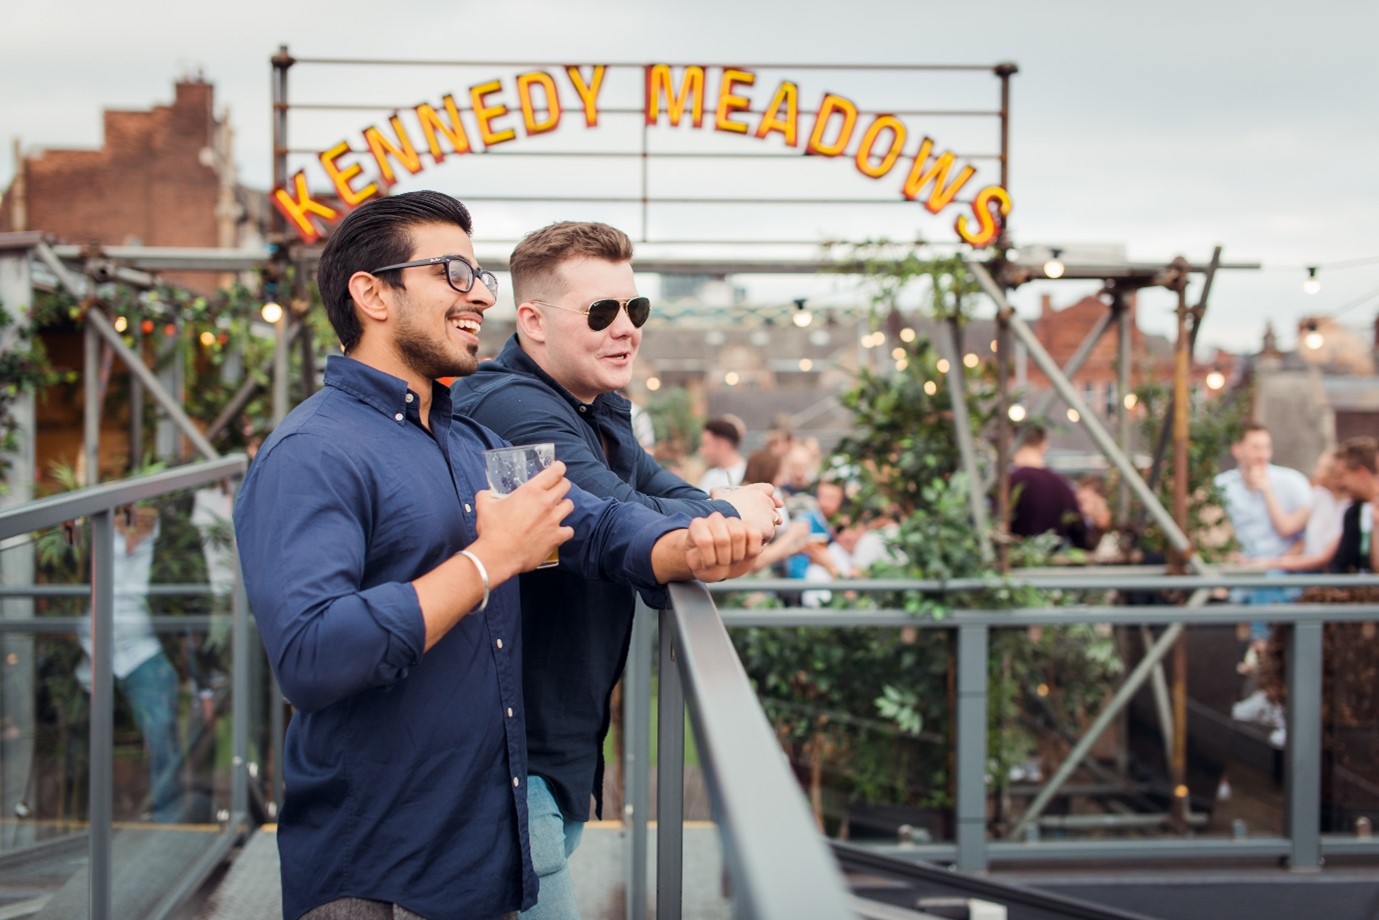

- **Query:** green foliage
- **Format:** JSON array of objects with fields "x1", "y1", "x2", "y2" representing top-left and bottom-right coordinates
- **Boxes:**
[
  {"x1": 731, "y1": 241, "x2": 1123, "y2": 828},
  {"x1": 0, "y1": 299, "x2": 60, "y2": 493}
]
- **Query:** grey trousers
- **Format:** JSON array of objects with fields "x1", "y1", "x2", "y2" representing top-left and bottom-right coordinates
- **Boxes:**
[{"x1": 300, "y1": 896, "x2": 517, "y2": 920}]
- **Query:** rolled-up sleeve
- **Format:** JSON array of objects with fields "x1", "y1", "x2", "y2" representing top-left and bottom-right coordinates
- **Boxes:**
[{"x1": 234, "y1": 432, "x2": 426, "y2": 713}]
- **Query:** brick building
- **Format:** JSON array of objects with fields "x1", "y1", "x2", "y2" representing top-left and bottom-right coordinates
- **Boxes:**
[{"x1": 1, "y1": 76, "x2": 259, "y2": 291}]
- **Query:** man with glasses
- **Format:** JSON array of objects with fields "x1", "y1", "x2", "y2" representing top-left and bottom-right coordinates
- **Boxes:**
[
  {"x1": 452, "y1": 221, "x2": 778, "y2": 919},
  {"x1": 234, "y1": 194, "x2": 766, "y2": 920}
]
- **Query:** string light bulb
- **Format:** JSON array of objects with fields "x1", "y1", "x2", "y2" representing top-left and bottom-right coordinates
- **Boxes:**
[
  {"x1": 791, "y1": 297, "x2": 812, "y2": 328},
  {"x1": 1303, "y1": 266, "x2": 1321, "y2": 295},
  {"x1": 261, "y1": 300, "x2": 284, "y2": 324},
  {"x1": 1303, "y1": 320, "x2": 1324, "y2": 351},
  {"x1": 1044, "y1": 247, "x2": 1066, "y2": 280}
]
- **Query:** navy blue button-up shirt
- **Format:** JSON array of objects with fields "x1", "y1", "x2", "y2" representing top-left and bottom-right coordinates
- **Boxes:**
[
  {"x1": 453, "y1": 336, "x2": 736, "y2": 823},
  {"x1": 234, "y1": 355, "x2": 687, "y2": 920}
]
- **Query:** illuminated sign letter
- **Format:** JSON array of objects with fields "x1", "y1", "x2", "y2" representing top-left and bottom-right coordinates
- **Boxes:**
[
  {"x1": 901, "y1": 136, "x2": 976, "y2": 213},
  {"x1": 754, "y1": 80, "x2": 800, "y2": 146},
  {"x1": 364, "y1": 115, "x2": 424, "y2": 186},
  {"x1": 805, "y1": 93, "x2": 858, "y2": 157},
  {"x1": 271, "y1": 171, "x2": 339, "y2": 244},
  {"x1": 715, "y1": 68, "x2": 755, "y2": 135},
  {"x1": 416, "y1": 95, "x2": 472, "y2": 163},
  {"x1": 566, "y1": 66, "x2": 607, "y2": 127},
  {"x1": 855, "y1": 115, "x2": 906, "y2": 179},
  {"x1": 319, "y1": 141, "x2": 377, "y2": 206},
  {"x1": 955, "y1": 184, "x2": 1011, "y2": 249},
  {"x1": 517, "y1": 71, "x2": 562, "y2": 136},
  {"x1": 645, "y1": 64, "x2": 706, "y2": 127},
  {"x1": 470, "y1": 79, "x2": 516, "y2": 147}
]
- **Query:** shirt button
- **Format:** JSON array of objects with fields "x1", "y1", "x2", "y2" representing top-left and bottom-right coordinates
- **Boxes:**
[
  {"x1": 405, "y1": 393, "x2": 414, "y2": 403},
  {"x1": 496, "y1": 638, "x2": 504, "y2": 649},
  {"x1": 394, "y1": 412, "x2": 404, "y2": 422},
  {"x1": 513, "y1": 776, "x2": 520, "y2": 788},
  {"x1": 577, "y1": 405, "x2": 586, "y2": 413},
  {"x1": 507, "y1": 707, "x2": 513, "y2": 718},
  {"x1": 464, "y1": 503, "x2": 472, "y2": 513}
]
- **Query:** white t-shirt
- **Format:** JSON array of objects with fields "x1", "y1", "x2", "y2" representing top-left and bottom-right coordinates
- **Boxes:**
[
  {"x1": 1302, "y1": 485, "x2": 1347, "y2": 558},
  {"x1": 698, "y1": 460, "x2": 747, "y2": 493}
]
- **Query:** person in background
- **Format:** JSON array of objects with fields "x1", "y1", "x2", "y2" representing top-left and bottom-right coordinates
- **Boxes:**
[
  {"x1": 1008, "y1": 426, "x2": 1092, "y2": 549},
  {"x1": 1329, "y1": 436, "x2": 1379, "y2": 574},
  {"x1": 697, "y1": 417, "x2": 748, "y2": 492},
  {"x1": 1251, "y1": 448, "x2": 1348, "y2": 573},
  {"x1": 234, "y1": 193, "x2": 764, "y2": 920},
  {"x1": 451, "y1": 219, "x2": 777, "y2": 919}
]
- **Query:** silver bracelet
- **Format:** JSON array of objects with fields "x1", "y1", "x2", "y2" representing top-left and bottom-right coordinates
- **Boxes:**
[{"x1": 458, "y1": 549, "x2": 490, "y2": 613}]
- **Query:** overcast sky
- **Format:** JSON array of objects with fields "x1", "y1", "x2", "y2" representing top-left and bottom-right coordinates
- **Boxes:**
[{"x1": 3, "y1": 0, "x2": 1376, "y2": 354}]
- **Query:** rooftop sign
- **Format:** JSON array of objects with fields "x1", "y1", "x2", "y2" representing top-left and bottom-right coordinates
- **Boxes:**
[{"x1": 271, "y1": 64, "x2": 1011, "y2": 248}]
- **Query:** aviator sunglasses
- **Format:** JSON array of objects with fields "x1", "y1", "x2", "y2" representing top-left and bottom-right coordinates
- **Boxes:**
[
  {"x1": 531, "y1": 296, "x2": 652, "y2": 331},
  {"x1": 370, "y1": 254, "x2": 500, "y2": 296}
]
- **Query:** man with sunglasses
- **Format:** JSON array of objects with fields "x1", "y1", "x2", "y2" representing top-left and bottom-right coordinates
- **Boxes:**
[
  {"x1": 235, "y1": 193, "x2": 767, "y2": 920},
  {"x1": 452, "y1": 221, "x2": 779, "y2": 920}
]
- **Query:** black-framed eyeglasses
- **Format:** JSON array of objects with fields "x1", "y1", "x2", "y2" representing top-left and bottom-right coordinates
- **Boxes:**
[
  {"x1": 370, "y1": 255, "x2": 499, "y2": 296},
  {"x1": 531, "y1": 296, "x2": 651, "y2": 331}
]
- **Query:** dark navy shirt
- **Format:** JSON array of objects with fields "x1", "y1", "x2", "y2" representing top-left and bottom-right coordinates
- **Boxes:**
[
  {"x1": 234, "y1": 355, "x2": 687, "y2": 920},
  {"x1": 453, "y1": 335, "x2": 735, "y2": 823}
]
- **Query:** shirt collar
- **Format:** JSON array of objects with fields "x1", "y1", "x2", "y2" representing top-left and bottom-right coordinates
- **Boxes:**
[{"x1": 324, "y1": 353, "x2": 452, "y2": 423}]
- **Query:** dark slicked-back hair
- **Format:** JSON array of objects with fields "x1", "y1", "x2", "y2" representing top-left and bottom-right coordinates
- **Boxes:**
[
  {"x1": 508, "y1": 221, "x2": 633, "y2": 306},
  {"x1": 316, "y1": 191, "x2": 474, "y2": 352}
]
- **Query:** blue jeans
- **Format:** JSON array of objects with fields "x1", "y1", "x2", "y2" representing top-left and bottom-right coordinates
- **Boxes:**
[
  {"x1": 1233, "y1": 583, "x2": 1300, "y2": 642},
  {"x1": 522, "y1": 775, "x2": 585, "y2": 920},
  {"x1": 120, "y1": 652, "x2": 184, "y2": 822}
]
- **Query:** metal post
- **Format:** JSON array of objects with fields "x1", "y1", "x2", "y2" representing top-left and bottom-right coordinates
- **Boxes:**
[
  {"x1": 155, "y1": 319, "x2": 187, "y2": 463},
  {"x1": 936, "y1": 319, "x2": 993, "y2": 565},
  {"x1": 1169, "y1": 278, "x2": 1192, "y2": 823},
  {"x1": 994, "y1": 312, "x2": 1011, "y2": 573},
  {"x1": 1286, "y1": 621, "x2": 1323, "y2": 870},
  {"x1": 624, "y1": 603, "x2": 653, "y2": 920},
  {"x1": 230, "y1": 496, "x2": 250, "y2": 823},
  {"x1": 84, "y1": 323, "x2": 102, "y2": 485},
  {"x1": 955, "y1": 624, "x2": 990, "y2": 871},
  {"x1": 0, "y1": 245, "x2": 37, "y2": 828},
  {"x1": 1115, "y1": 294, "x2": 1133, "y2": 520},
  {"x1": 656, "y1": 609, "x2": 684, "y2": 920},
  {"x1": 271, "y1": 46, "x2": 294, "y2": 427},
  {"x1": 89, "y1": 509, "x2": 115, "y2": 920}
]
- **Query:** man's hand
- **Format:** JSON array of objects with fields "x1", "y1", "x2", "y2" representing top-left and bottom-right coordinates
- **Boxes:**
[
  {"x1": 711, "y1": 481, "x2": 782, "y2": 535},
  {"x1": 1242, "y1": 463, "x2": 1270, "y2": 493},
  {"x1": 682, "y1": 512, "x2": 765, "y2": 582},
  {"x1": 472, "y1": 461, "x2": 575, "y2": 582}
]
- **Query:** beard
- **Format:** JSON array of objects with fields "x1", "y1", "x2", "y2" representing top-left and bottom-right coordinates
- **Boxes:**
[{"x1": 393, "y1": 302, "x2": 478, "y2": 381}]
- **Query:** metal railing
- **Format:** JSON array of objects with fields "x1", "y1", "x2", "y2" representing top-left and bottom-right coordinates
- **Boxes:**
[
  {"x1": 0, "y1": 455, "x2": 250, "y2": 920},
  {"x1": 671, "y1": 570, "x2": 1379, "y2": 875},
  {"x1": 620, "y1": 583, "x2": 857, "y2": 919}
]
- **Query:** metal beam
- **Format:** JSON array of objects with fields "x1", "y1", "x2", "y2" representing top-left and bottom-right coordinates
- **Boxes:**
[
  {"x1": 969, "y1": 261, "x2": 1202, "y2": 561},
  {"x1": 84, "y1": 309, "x2": 220, "y2": 461}
]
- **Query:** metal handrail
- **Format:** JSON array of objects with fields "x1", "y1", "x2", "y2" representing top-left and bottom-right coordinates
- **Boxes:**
[
  {"x1": 652, "y1": 582, "x2": 855, "y2": 919},
  {"x1": 636, "y1": 570, "x2": 1379, "y2": 884},
  {"x1": 0, "y1": 456, "x2": 250, "y2": 920}
]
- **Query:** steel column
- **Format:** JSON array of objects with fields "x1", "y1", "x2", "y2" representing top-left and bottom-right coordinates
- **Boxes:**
[
  {"x1": 656, "y1": 608, "x2": 684, "y2": 920},
  {"x1": 624, "y1": 603, "x2": 653, "y2": 920},
  {"x1": 955, "y1": 624, "x2": 990, "y2": 871},
  {"x1": 1287, "y1": 621, "x2": 1323, "y2": 870},
  {"x1": 88, "y1": 509, "x2": 114, "y2": 920}
]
